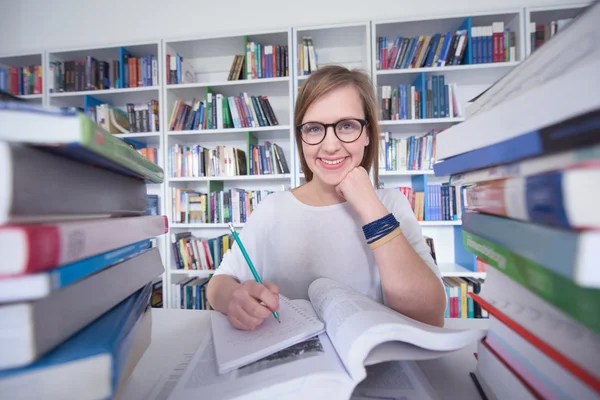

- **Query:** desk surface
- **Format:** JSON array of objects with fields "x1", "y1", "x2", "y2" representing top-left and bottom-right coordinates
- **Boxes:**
[{"x1": 121, "y1": 309, "x2": 488, "y2": 400}]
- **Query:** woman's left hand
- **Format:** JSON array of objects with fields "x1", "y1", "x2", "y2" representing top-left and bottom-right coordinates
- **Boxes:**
[{"x1": 336, "y1": 167, "x2": 389, "y2": 224}]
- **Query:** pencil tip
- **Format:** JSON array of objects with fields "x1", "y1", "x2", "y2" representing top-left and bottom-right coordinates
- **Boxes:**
[{"x1": 277, "y1": 318, "x2": 281, "y2": 323}]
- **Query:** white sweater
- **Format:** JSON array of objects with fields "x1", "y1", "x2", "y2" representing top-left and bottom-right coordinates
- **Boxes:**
[{"x1": 213, "y1": 189, "x2": 443, "y2": 303}]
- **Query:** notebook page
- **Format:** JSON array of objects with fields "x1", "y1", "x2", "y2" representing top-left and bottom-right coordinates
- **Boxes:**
[{"x1": 211, "y1": 295, "x2": 325, "y2": 374}]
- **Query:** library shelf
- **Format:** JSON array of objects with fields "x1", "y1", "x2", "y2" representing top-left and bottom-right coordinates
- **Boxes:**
[
  {"x1": 375, "y1": 61, "x2": 520, "y2": 75},
  {"x1": 167, "y1": 125, "x2": 291, "y2": 137},
  {"x1": 170, "y1": 223, "x2": 245, "y2": 229},
  {"x1": 437, "y1": 262, "x2": 486, "y2": 278},
  {"x1": 168, "y1": 174, "x2": 291, "y2": 182},
  {"x1": 49, "y1": 86, "x2": 159, "y2": 98},
  {"x1": 17, "y1": 94, "x2": 44, "y2": 100},
  {"x1": 379, "y1": 170, "x2": 434, "y2": 176},
  {"x1": 419, "y1": 221, "x2": 462, "y2": 226},
  {"x1": 379, "y1": 117, "x2": 465, "y2": 126},
  {"x1": 166, "y1": 76, "x2": 290, "y2": 90},
  {"x1": 169, "y1": 270, "x2": 214, "y2": 277}
]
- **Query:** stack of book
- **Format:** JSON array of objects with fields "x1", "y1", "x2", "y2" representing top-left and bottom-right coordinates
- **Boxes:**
[
  {"x1": 434, "y1": 4, "x2": 600, "y2": 398},
  {"x1": 0, "y1": 64, "x2": 43, "y2": 95},
  {"x1": 0, "y1": 101, "x2": 168, "y2": 399}
]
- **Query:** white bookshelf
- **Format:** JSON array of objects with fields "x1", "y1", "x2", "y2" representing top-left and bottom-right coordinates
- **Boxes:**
[
  {"x1": 292, "y1": 22, "x2": 372, "y2": 187},
  {"x1": 45, "y1": 40, "x2": 168, "y2": 304},
  {"x1": 524, "y1": 3, "x2": 589, "y2": 57},
  {"x1": 371, "y1": 9, "x2": 525, "y2": 275},
  {"x1": 163, "y1": 29, "x2": 295, "y2": 308},
  {"x1": 0, "y1": 51, "x2": 45, "y2": 104}
]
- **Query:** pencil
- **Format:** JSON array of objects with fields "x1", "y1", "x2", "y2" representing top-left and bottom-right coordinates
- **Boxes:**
[{"x1": 228, "y1": 222, "x2": 280, "y2": 323}]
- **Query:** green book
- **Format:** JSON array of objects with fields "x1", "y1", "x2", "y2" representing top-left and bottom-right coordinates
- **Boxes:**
[
  {"x1": 0, "y1": 102, "x2": 163, "y2": 183},
  {"x1": 463, "y1": 231, "x2": 600, "y2": 335}
]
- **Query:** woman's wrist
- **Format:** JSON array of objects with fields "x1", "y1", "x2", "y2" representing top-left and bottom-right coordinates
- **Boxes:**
[{"x1": 358, "y1": 202, "x2": 389, "y2": 225}]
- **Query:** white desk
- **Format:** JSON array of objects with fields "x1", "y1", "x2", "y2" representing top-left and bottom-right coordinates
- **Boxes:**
[{"x1": 121, "y1": 309, "x2": 489, "y2": 400}]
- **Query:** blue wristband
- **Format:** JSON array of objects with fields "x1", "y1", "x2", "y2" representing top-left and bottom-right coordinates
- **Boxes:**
[{"x1": 362, "y1": 213, "x2": 400, "y2": 244}]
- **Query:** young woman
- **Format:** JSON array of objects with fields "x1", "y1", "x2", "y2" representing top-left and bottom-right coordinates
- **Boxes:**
[{"x1": 206, "y1": 65, "x2": 446, "y2": 330}]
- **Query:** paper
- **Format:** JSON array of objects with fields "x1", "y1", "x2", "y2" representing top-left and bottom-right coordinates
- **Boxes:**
[
  {"x1": 351, "y1": 361, "x2": 439, "y2": 400},
  {"x1": 167, "y1": 331, "x2": 351, "y2": 400},
  {"x1": 308, "y1": 278, "x2": 486, "y2": 381},
  {"x1": 211, "y1": 295, "x2": 325, "y2": 373}
]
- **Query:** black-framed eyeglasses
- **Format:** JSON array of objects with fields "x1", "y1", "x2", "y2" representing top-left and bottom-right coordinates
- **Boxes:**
[{"x1": 296, "y1": 118, "x2": 368, "y2": 145}]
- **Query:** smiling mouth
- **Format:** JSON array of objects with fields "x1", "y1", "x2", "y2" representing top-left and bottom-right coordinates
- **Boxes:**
[{"x1": 319, "y1": 157, "x2": 347, "y2": 165}]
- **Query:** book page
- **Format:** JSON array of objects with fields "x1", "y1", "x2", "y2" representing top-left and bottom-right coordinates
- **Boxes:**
[
  {"x1": 167, "y1": 330, "x2": 353, "y2": 400},
  {"x1": 308, "y1": 278, "x2": 486, "y2": 381},
  {"x1": 351, "y1": 361, "x2": 439, "y2": 400},
  {"x1": 211, "y1": 295, "x2": 325, "y2": 374}
]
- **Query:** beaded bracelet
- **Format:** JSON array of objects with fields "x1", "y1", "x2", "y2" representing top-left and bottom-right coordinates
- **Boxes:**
[{"x1": 362, "y1": 213, "x2": 401, "y2": 249}]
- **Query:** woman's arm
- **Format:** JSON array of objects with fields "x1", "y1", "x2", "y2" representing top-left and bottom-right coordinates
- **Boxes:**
[{"x1": 336, "y1": 168, "x2": 446, "y2": 327}]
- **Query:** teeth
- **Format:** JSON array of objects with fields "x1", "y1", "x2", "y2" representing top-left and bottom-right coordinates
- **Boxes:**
[{"x1": 321, "y1": 158, "x2": 345, "y2": 165}]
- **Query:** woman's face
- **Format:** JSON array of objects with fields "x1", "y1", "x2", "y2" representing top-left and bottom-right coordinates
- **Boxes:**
[{"x1": 300, "y1": 85, "x2": 370, "y2": 187}]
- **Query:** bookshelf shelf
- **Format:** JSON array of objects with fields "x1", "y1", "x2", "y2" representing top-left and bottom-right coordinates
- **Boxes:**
[
  {"x1": 49, "y1": 86, "x2": 159, "y2": 98},
  {"x1": 167, "y1": 125, "x2": 291, "y2": 136},
  {"x1": 438, "y1": 262, "x2": 486, "y2": 278},
  {"x1": 375, "y1": 61, "x2": 520, "y2": 75},
  {"x1": 379, "y1": 170, "x2": 434, "y2": 176},
  {"x1": 170, "y1": 223, "x2": 245, "y2": 229},
  {"x1": 168, "y1": 174, "x2": 291, "y2": 182},
  {"x1": 0, "y1": 52, "x2": 44, "y2": 101},
  {"x1": 419, "y1": 221, "x2": 462, "y2": 226},
  {"x1": 379, "y1": 117, "x2": 464, "y2": 126},
  {"x1": 166, "y1": 76, "x2": 290, "y2": 90},
  {"x1": 169, "y1": 269, "x2": 214, "y2": 277},
  {"x1": 18, "y1": 94, "x2": 44, "y2": 100}
]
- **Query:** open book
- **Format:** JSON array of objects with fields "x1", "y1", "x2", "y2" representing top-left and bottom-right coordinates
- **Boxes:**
[{"x1": 167, "y1": 277, "x2": 485, "y2": 400}]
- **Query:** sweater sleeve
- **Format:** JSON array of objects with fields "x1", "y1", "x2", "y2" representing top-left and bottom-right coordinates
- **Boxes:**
[
  {"x1": 211, "y1": 194, "x2": 274, "y2": 283},
  {"x1": 382, "y1": 189, "x2": 443, "y2": 282}
]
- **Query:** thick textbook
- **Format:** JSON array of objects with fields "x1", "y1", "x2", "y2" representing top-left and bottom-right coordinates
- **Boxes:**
[
  {"x1": 201, "y1": 277, "x2": 485, "y2": 399},
  {"x1": 0, "y1": 247, "x2": 164, "y2": 370},
  {"x1": 464, "y1": 165, "x2": 600, "y2": 229},
  {"x1": 462, "y1": 211, "x2": 600, "y2": 289},
  {"x1": 0, "y1": 141, "x2": 149, "y2": 225},
  {"x1": 433, "y1": 107, "x2": 600, "y2": 176},
  {"x1": 0, "y1": 101, "x2": 164, "y2": 183},
  {"x1": 0, "y1": 284, "x2": 153, "y2": 400},
  {"x1": 0, "y1": 215, "x2": 167, "y2": 276},
  {"x1": 0, "y1": 240, "x2": 151, "y2": 302}
]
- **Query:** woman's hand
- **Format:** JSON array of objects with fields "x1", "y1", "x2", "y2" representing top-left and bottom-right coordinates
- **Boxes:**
[
  {"x1": 336, "y1": 167, "x2": 389, "y2": 224},
  {"x1": 226, "y1": 280, "x2": 280, "y2": 330}
]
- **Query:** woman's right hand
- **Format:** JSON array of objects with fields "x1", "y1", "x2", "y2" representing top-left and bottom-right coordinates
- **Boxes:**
[{"x1": 226, "y1": 280, "x2": 280, "y2": 330}]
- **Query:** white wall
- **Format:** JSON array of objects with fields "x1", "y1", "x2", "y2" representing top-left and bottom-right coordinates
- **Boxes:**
[{"x1": 0, "y1": 0, "x2": 585, "y2": 54}]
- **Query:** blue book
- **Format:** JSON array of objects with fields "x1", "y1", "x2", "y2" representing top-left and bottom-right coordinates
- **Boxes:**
[
  {"x1": 433, "y1": 108, "x2": 600, "y2": 176},
  {"x1": 0, "y1": 284, "x2": 152, "y2": 400},
  {"x1": 0, "y1": 240, "x2": 150, "y2": 303}
]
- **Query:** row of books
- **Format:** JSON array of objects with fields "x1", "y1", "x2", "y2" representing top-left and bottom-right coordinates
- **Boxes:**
[
  {"x1": 376, "y1": 30, "x2": 468, "y2": 70},
  {"x1": 168, "y1": 93, "x2": 279, "y2": 131},
  {"x1": 298, "y1": 37, "x2": 318, "y2": 75},
  {"x1": 87, "y1": 100, "x2": 160, "y2": 134},
  {"x1": 138, "y1": 147, "x2": 158, "y2": 165},
  {"x1": 442, "y1": 277, "x2": 489, "y2": 319},
  {"x1": 471, "y1": 22, "x2": 516, "y2": 64},
  {"x1": 434, "y1": 8, "x2": 599, "y2": 397},
  {"x1": 168, "y1": 141, "x2": 289, "y2": 178},
  {"x1": 49, "y1": 53, "x2": 158, "y2": 92},
  {"x1": 171, "y1": 188, "x2": 273, "y2": 224},
  {"x1": 172, "y1": 277, "x2": 212, "y2": 310},
  {"x1": 529, "y1": 19, "x2": 574, "y2": 53},
  {"x1": 0, "y1": 65, "x2": 42, "y2": 95},
  {"x1": 380, "y1": 79, "x2": 461, "y2": 120},
  {"x1": 172, "y1": 232, "x2": 233, "y2": 270},
  {"x1": 243, "y1": 42, "x2": 289, "y2": 80},
  {"x1": 0, "y1": 101, "x2": 167, "y2": 398},
  {"x1": 391, "y1": 185, "x2": 464, "y2": 221},
  {"x1": 379, "y1": 130, "x2": 438, "y2": 171}
]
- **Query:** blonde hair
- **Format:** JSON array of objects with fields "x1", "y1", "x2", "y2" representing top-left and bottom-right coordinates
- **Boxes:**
[{"x1": 294, "y1": 65, "x2": 380, "y2": 187}]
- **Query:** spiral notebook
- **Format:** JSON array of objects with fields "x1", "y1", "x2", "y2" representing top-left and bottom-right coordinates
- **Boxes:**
[{"x1": 210, "y1": 295, "x2": 325, "y2": 374}]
